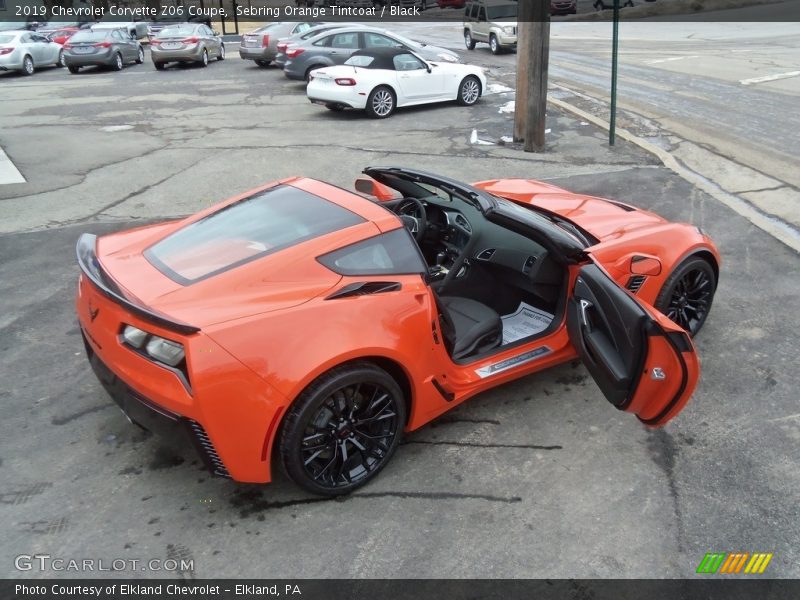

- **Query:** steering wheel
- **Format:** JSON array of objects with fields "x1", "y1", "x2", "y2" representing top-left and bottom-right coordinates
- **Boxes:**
[
  {"x1": 437, "y1": 235, "x2": 478, "y2": 294},
  {"x1": 395, "y1": 198, "x2": 428, "y2": 243}
]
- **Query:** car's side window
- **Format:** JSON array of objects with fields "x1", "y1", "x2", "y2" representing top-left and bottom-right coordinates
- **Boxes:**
[
  {"x1": 111, "y1": 30, "x2": 122, "y2": 41},
  {"x1": 477, "y1": 6, "x2": 486, "y2": 20},
  {"x1": 296, "y1": 23, "x2": 312, "y2": 33},
  {"x1": 393, "y1": 53, "x2": 425, "y2": 71},
  {"x1": 313, "y1": 34, "x2": 332, "y2": 47},
  {"x1": 364, "y1": 33, "x2": 399, "y2": 48},
  {"x1": 330, "y1": 32, "x2": 359, "y2": 49},
  {"x1": 318, "y1": 229, "x2": 426, "y2": 276}
]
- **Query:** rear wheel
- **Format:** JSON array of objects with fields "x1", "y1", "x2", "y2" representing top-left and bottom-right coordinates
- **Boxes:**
[
  {"x1": 654, "y1": 257, "x2": 716, "y2": 337},
  {"x1": 457, "y1": 75, "x2": 481, "y2": 106},
  {"x1": 255, "y1": 59, "x2": 270, "y2": 67},
  {"x1": 22, "y1": 55, "x2": 34, "y2": 76},
  {"x1": 136, "y1": 47, "x2": 144, "y2": 64},
  {"x1": 464, "y1": 30, "x2": 476, "y2": 50},
  {"x1": 153, "y1": 61, "x2": 165, "y2": 70},
  {"x1": 305, "y1": 64, "x2": 323, "y2": 82},
  {"x1": 325, "y1": 103, "x2": 345, "y2": 111},
  {"x1": 366, "y1": 86, "x2": 395, "y2": 119},
  {"x1": 279, "y1": 363, "x2": 406, "y2": 496},
  {"x1": 199, "y1": 48, "x2": 208, "y2": 67},
  {"x1": 68, "y1": 65, "x2": 80, "y2": 74},
  {"x1": 57, "y1": 50, "x2": 65, "y2": 67},
  {"x1": 111, "y1": 52, "x2": 123, "y2": 71},
  {"x1": 217, "y1": 43, "x2": 225, "y2": 60}
]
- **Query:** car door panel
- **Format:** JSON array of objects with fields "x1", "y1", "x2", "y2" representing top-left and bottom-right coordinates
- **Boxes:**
[{"x1": 567, "y1": 263, "x2": 699, "y2": 426}]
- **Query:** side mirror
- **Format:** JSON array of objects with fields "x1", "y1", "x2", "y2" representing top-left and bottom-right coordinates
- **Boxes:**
[
  {"x1": 213, "y1": 30, "x2": 220, "y2": 36},
  {"x1": 630, "y1": 255, "x2": 662, "y2": 276},
  {"x1": 426, "y1": 64, "x2": 431, "y2": 73},
  {"x1": 354, "y1": 177, "x2": 396, "y2": 201}
]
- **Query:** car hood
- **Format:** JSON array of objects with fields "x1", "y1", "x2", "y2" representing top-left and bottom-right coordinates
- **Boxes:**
[
  {"x1": 472, "y1": 178, "x2": 667, "y2": 242},
  {"x1": 92, "y1": 221, "x2": 345, "y2": 329}
]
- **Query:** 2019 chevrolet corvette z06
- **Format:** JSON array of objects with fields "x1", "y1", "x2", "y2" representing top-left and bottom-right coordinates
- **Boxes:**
[{"x1": 75, "y1": 167, "x2": 719, "y2": 496}]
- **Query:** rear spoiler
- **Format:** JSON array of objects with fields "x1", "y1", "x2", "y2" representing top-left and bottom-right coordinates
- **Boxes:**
[{"x1": 76, "y1": 233, "x2": 200, "y2": 335}]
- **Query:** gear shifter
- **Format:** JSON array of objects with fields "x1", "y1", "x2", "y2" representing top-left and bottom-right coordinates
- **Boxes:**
[{"x1": 435, "y1": 251, "x2": 448, "y2": 267}]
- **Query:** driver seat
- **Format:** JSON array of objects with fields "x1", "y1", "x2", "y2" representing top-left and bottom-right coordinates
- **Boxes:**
[{"x1": 436, "y1": 295, "x2": 503, "y2": 360}]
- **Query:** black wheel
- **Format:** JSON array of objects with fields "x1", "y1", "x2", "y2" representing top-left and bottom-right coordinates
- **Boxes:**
[
  {"x1": 305, "y1": 64, "x2": 323, "y2": 82},
  {"x1": 217, "y1": 43, "x2": 225, "y2": 60},
  {"x1": 111, "y1": 52, "x2": 123, "y2": 71},
  {"x1": 279, "y1": 362, "x2": 406, "y2": 496},
  {"x1": 136, "y1": 47, "x2": 144, "y2": 64},
  {"x1": 457, "y1": 75, "x2": 481, "y2": 106},
  {"x1": 365, "y1": 85, "x2": 395, "y2": 118},
  {"x1": 255, "y1": 59, "x2": 270, "y2": 67},
  {"x1": 489, "y1": 34, "x2": 500, "y2": 55},
  {"x1": 655, "y1": 257, "x2": 716, "y2": 337},
  {"x1": 68, "y1": 65, "x2": 80, "y2": 74},
  {"x1": 325, "y1": 103, "x2": 345, "y2": 111},
  {"x1": 464, "y1": 30, "x2": 476, "y2": 50},
  {"x1": 153, "y1": 61, "x2": 165, "y2": 70},
  {"x1": 57, "y1": 50, "x2": 65, "y2": 67},
  {"x1": 22, "y1": 55, "x2": 34, "y2": 76}
]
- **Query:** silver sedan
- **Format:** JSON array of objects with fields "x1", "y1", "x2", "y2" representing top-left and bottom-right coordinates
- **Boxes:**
[
  {"x1": 0, "y1": 30, "x2": 64, "y2": 75},
  {"x1": 151, "y1": 23, "x2": 224, "y2": 70}
]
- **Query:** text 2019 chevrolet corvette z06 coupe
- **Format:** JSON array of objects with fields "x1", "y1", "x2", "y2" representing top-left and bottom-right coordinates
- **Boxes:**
[
  {"x1": 75, "y1": 167, "x2": 719, "y2": 496},
  {"x1": 307, "y1": 47, "x2": 486, "y2": 118}
]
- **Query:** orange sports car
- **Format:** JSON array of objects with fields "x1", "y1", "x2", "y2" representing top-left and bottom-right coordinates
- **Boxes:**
[{"x1": 75, "y1": 167, "x2": 720, "y2": 496}]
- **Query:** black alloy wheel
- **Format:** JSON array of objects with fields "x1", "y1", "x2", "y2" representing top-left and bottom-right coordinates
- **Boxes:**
[
  {"x1": 655, "y1": 257, "x2": 716, "y2": 337},
  {"x1": 279, "y1": 363, "x2": 406, "y2": 496}
]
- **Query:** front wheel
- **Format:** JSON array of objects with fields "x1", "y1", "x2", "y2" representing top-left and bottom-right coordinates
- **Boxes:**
[
  {"x1": 366, "y1": 85, "x2": 395, "y2": 118},
  {"x1": 489, "y1": 34, "x2": 500, "y2": 55},
  {"x1": 654, "y1": 257, "x2": 716, "y2": 337},
  {"x1": 457, "y1": 75, "x2": 481, "y2": 106},
  {"x1": 217, "y1": 44, "x2": 225, "y2": 60},
  {"x1": 255, "y1": 59, "x2": 270, "y2": 67},
  {"x1": 279, "y1": 363, "x2": 406, "y2": 496},
  {"x1": 464, "y1": 30, "x2": 476, "y2": 50},
  {"x1": 153, "y1": 61, "x2": 165, "y2": 70}
]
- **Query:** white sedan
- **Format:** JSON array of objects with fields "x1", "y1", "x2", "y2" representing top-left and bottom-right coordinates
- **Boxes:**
[{"x1": 306, "y1": 47, "x2": 487, "y2": 119}]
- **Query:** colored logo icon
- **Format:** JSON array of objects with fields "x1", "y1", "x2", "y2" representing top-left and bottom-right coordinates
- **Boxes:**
[{"x1": 696, "y1": 552, "x2": 773, "y2": 574}]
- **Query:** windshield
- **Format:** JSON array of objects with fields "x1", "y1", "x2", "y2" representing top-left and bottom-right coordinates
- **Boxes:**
[
  {"x1": 487, "y1": 5, "x2": 517, "y2": 19},
  {"x1": 145, "y1": 185, "x2": 365, "y2": 284}
]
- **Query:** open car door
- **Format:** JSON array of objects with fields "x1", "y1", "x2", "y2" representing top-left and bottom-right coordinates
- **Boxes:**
[{"x1": 567, "y1": 263, "x2": 700, "y2": 427}]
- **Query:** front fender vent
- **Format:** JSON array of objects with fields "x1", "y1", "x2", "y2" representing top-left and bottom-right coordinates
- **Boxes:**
[{"x1": 626, "y1": 275, "x2": 647, "y2": 294}]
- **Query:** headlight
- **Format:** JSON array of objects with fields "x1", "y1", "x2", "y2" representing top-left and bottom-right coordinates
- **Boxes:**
[
  {"x1": 122, "y1": 325, "x2": 148, "y2": 349},
  {"x1": 503, "y1": 26, "x2": 515, "y2": 34},
  {"x1": 437, "y1": 53, "x2": 458, "y2": 63},
  {"x1": 145, "y1": 336, "x2": 185, "y2": 367}
]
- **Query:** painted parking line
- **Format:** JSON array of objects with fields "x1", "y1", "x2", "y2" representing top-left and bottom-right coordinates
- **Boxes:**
[
  {"x1": 740, "y1": 71, "x2": 800, "y2": 86},
  {"x1": 645, "y1": 55, "x2": 698, "y2": 64},
  {"x1": 0, "y1": 147, "x2": 25, "y2": 185}
]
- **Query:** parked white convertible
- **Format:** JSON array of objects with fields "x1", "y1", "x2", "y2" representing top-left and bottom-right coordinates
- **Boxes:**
[{"x1": 306, "y1": 47, "x2": 487, "y2": 119}]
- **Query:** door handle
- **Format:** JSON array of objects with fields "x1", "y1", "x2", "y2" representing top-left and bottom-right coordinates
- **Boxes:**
[{"x1": 579, "y1": 299, "x2": 593, "y2": 329}]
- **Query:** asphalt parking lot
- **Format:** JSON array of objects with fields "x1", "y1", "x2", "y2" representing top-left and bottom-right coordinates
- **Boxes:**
[{"x1": 1, "y1": 37, "x2": 799, "y2": 579}]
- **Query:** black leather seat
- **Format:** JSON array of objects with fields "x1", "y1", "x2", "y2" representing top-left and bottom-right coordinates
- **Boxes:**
[{"x1": 438, "y1": 296, "x2": 503, "y2": 360}]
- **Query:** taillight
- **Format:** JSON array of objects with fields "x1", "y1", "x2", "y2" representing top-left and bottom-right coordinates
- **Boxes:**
[
  {"x1": 276, "y1": 41, "x2": 288, "y2": 52},
  {"x1": 94, "y1": 41, "x2": 111, "y2": 48},
  {"x1": 181, "y1": 36, "x2": 199, "y2": 44},
  {"x1": 335, "y1": 78, "x2": 356, "y2": 86},
  {"x1": 286, "y1": 47, "x2": 305, "y2": 58},
  {"x1": 261, "y1": 34, "x2": 269, "y2": 47},
  {"x1": 62, "y1": 44, "x2": 72, "y2": 50},
  {"x1": 0, "y1": 47, "x2": 13, "y2": 55}
]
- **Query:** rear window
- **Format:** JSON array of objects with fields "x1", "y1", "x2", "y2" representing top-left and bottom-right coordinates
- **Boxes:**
[
  {"x1": 69, "y1": 31, "x2": 107, "y2": 42},
  {"x1": 0, "y1": 35, "x2": 15, "y2": 44},
  {"x1": 145, "y1": 185, "x2": 365, "y2": 284},
  {"x1": 157, "y1": 25, "x2": 197, "y2": 38}
]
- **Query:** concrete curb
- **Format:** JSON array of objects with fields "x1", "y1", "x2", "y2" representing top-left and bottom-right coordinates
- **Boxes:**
[{"x1": 548, "y1": 95, "x2": 800, "y2": 254}]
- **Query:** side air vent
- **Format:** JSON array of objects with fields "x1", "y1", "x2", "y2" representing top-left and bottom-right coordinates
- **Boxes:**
[
  {"x1": 476, "y1": 248, "x2": 496, "y2": 261},
  {"x1": 454, "y1": 214, "x2": 472, "y2": 232},
  {"x1": 326, "y1": 281, "x2": 401, "y2": 300},
  {"x1": 187, "y1": 420, "x2": 230, "y2": 478},
  {"x1": 607, "y1": 200, "x2": 637, "y2": 212},
  {"x1": 626, "y1": 275, "x2": 647, "y2": 293}
]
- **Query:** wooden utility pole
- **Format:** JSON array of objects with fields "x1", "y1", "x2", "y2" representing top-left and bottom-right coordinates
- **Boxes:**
[{"x1": 514, "y1": 0, "x2": 550, "y2": 152}]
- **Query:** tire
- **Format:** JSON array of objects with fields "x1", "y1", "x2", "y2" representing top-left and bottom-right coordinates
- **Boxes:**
[
  {"x1": 457, "y1": 75, "x2": 481, "y2": 106},
  {"x1": 57, "y1": 50, "x2": 65, "y2": 67},
  {"x1": 325, "y1": 103, "x2": 345, "y2": 111},
  {"x1": 68, "y1": 65, "x2": 80, "y2": 74},
  {"x1": 153, "y1": 61, "x2": 165, "y2": 70},
  {"x1": 136, "y1": 47, "x2": 144, "y2": 64},
  {"x1": 464, "y1": 30, "x2": 476, "y2": 50},
  {"x1": 111, "y1": 52, "x2": 123, "y2": 71},
  {"x1": 489, "y1": 34, "x2": 500, "y2": 55},
  {"x1": 217, "y1": 43, "x2": 225, "y2": 61},
  {"x1": 654, "y1": 256, "x2": 716, "y2": 337},
  {"x1": 255, "y1": 59, "x2": 270, "y2": 67},
  {"x1": 279, "y1": 362, "x2": 406, "y2": 496},
  {"x1": 305, "y1": 64, "x2": 323, "y2": 82},
  {"x1": 22, "y1": 55, "x2": 34, "y2": 76},
  {"x1": 365, "y1": 85, "x2": 395, "y2": 119},
  {"x1": 199, "y1": 48, "x2": 208, "y2": 67}
]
